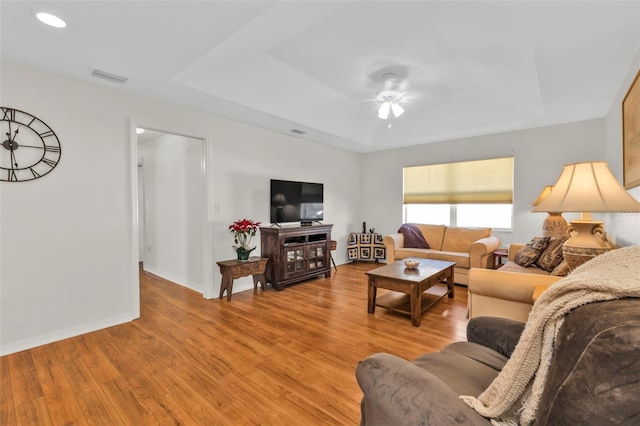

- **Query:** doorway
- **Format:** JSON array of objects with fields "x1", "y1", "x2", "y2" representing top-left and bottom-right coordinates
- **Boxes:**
[{"x1": 135, "y1": 128, "x2": 209, "y2": 296}]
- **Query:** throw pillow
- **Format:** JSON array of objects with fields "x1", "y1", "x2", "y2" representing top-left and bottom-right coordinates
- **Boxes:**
[
  {"x1": 536, "y1": 236, "x2": 566, "y2": 271},
  {"x1": 514, "y1": 236, "x2": 550, "y2": 267},
  {"x1": 551, "y1": 260, "x2": 571, "y2": 277}
]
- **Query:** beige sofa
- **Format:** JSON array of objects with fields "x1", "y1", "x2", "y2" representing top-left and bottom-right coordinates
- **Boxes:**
[
  {"x1": 468, "y1": 243, "x2": 563, "y2": 322},
  {"x1": 383, "y1": 224, "x2": 500, "y2": 285}
]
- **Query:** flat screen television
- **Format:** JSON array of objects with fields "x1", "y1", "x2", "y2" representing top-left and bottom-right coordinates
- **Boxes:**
[{"x1": 270, "y1": 179, "x2": 324, "y2": 225}]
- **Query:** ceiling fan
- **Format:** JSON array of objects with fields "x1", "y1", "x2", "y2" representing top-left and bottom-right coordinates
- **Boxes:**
[{"x1": 376, "y1": 73, "x2": 405, "y2": 120}]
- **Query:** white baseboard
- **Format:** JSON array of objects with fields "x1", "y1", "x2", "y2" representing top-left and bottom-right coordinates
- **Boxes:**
[
  {"x1": 0, "y1": 313, "x2": 135, "y2": 356},
  {"x1": 143, "y1": 265, "x2": 203, "y2": 294}
]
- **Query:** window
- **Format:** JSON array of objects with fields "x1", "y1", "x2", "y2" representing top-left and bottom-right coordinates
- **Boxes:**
[
  {"x1": 403, "y1": 204, "x2": 513, "y2": 229},
  {"x1": 403, "y1": 158, "x2": 513, "y2": 230},
  {"x1": 456, "y1": 204, "x2": 512, "y2": 229},
  {"x1": 404, "y1": 204, "x2": 450, "y2": 225}
]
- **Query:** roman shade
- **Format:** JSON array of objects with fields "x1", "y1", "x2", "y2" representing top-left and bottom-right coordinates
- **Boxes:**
[{"x1": 403, "y1": 157, "x2": 514, "y2": 204}]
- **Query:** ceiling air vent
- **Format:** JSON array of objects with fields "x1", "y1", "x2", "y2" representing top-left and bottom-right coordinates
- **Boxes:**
[
  {"x1": 91, "y1": 69, "x2": 128, "y2": 84},
  {"x1": 290, "y1": 129, "x2": 306, "y2": 135}
]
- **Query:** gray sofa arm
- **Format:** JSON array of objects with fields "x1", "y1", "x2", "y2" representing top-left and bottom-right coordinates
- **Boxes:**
[
  {"x1": 356, "y1": 353, "x2": 487, "y2": 426},
  {"x1": 467, "y1": 317, "x2": 525, "y2": 358}
]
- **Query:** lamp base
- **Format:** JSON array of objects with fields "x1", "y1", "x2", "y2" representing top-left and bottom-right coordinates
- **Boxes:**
[
  {"x1": 562, "y1": 220, "x2": 616, "y2": 271},
  {"x1": 542, "y1": 212, "x2": 568, "y2": 238}
]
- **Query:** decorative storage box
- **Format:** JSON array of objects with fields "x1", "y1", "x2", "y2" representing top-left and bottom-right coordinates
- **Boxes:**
[{"x1": 347, "y1": 232, "x2": 386, "y2": 262}]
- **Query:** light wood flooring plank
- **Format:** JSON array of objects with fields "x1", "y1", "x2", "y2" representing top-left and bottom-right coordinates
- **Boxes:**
[
  {"x1": 30, "y1": 345, "x2": 87, "y2": 426},
  {"x1": 1, "y1": 262, "x2": 470, "y2": 425},
  {"x1": 0, "y1": 355, "x2": 17, "y2": 425}
]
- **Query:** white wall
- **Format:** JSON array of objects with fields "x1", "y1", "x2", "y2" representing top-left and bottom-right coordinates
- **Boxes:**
[
  {"x1": 605, "y1": 50, "x2": 640, "y2": 247},
  {"x1": 208, "y1": 111, "x2": 362, "y2": 267},
  {"x1": 138, "y1": 133, "x2": 204, "y2": 292},
  {"x1": 1, "y1": 64, "x2": 136, "y2": 355},
  {"x1": 0, "y1": 61, "x2": 361, "y2": 355},
  {"x1": 360, "y1": 119, "x2": 606, "y2": 247},
  {"x1": 6, "y1": 53, "x2": 634, "y2": 355}
]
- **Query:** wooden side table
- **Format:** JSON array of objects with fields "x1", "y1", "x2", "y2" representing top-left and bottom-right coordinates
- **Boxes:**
[
  {"x1": 216, "y1": 257, "x2": 269, "y2": 301},
  {"x1": 493, "y1": 248, "x2": 509, "y2": 269}
]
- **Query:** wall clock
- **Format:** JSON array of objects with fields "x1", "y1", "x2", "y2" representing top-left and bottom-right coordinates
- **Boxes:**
[{"x1": 1, "y1": 107, "x2": 61, "y2": 182}]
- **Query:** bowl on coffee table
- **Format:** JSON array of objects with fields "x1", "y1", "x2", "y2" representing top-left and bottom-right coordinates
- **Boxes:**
[{"x1": 404, "y1": 258, "x2": 420, "y2": 269}]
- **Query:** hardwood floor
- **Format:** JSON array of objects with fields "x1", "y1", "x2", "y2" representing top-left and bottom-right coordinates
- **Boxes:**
[{"x1": 1, "y1": 262, "x2": 469, "y2": 425}]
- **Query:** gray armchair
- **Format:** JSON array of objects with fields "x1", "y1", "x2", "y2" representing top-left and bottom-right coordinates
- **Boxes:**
[{"x1": 356, "y1": 298, "x2": 640, "y2": 425}]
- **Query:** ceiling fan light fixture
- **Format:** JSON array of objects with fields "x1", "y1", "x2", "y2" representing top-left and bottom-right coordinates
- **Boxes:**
[
  {"x1": 376, "y1": 90, "x2": 403, "y2": 103},
  {"x1": 376, "y1": 73, "x2": 405, "y2": 120},
  {"x1": 391, "y1": 102, "x2": 404, "y2": 117},
  {"x1": 378, "y1": 102, "x2": 391, "y2": 119}
]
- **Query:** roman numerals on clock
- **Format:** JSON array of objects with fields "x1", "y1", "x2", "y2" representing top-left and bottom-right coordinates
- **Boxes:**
[
  {"x1": 2, "y1": 107, "x2": 16, "y2": 121},
  {"x1": 1, "y1": 107, "x2": 61, "y2": 182}
]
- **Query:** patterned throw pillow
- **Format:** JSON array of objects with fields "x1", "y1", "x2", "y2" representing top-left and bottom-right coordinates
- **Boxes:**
[
  {"x1": 514, "y1": 236, "x2": 550, "y2": 267},
  {"x1": 536, "y1": 236, "x2": 567, "y2": 271},
  {"x1": 551, "y1": 260, "x2": 571, "y2": 277}
]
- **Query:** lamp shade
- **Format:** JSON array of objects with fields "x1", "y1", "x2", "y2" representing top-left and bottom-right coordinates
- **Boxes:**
[
  {"x1": 529, "y1": 185, "x2": 554, "y2": 207},
  {"x1": 531, "y1": 161, "x2": 640, "y2": 213},
  {"x1": 529, "y1": 184, "x2": 568, "y2": 237}
]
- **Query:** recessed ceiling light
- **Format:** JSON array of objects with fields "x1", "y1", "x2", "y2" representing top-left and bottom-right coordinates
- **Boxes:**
[
  {"x1": 36, "y1": 12, "x2": 66, "y2": 28},
  {"x1": 136, "y1": 128, "x2": 145, "y2": 135}
]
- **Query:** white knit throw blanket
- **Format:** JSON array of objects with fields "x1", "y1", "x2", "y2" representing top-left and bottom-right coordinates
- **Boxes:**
[{"x1": 460, "y1": 246, "x2": 640, "y2": 425}]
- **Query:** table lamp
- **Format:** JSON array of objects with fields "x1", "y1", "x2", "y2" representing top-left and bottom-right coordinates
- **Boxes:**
[
  {"x1": 530, "y1": 185, "x2": 568, "y2": 237},
  {"x1": 531, "y1": 161, "x2": 640, "y2": 270}
]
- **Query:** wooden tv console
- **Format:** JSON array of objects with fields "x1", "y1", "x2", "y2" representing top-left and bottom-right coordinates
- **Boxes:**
[{"x1": 260, "y1": 224, "x2": 333, "y2": 290}]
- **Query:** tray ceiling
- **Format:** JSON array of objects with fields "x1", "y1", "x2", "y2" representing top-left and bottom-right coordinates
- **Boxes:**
[{"x1": 1, "y1": 1, "x2": 639, "y2": 152}]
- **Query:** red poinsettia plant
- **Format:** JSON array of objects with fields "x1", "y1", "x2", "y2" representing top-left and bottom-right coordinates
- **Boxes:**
[{"x1": 229, "y1": 218, "x2": 261, "y2": 249}]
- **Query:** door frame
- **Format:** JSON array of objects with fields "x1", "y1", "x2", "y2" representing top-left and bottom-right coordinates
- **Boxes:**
[{"x1": 128, "y1": 120, "x2": 214, "y2": 317}]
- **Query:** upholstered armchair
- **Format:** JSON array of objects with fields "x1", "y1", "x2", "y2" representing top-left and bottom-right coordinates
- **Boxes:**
[{"x1": 356, "y1": 298, "x2": 640, "y2": 425}]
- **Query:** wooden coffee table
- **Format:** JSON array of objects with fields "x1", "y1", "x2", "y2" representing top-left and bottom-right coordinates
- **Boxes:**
[{"x1": 366, "y1": 259, "x2": 455, "y2": 326}]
